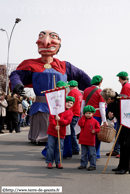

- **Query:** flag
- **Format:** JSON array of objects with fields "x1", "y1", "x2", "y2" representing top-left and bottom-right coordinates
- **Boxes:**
[
  {"x1": 120, "y1": 97, "x2": 130, "y2": 128},
  {"x1": 45, "y1": 88, "x2": 66, "y2": 115}
]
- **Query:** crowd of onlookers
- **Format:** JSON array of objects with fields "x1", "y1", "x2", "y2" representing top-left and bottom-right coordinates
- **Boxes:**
[{"x1": 0, "y1": 92, "x2": 35, "y2": 134}]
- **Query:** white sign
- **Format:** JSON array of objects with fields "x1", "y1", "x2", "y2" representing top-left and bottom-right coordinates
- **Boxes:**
[
  {"x1": 120, "y1": 99, "x2": 130, "y2": 128},
  {"x1": 45, "y1": 89, "x2": 65, "y2": 116}
]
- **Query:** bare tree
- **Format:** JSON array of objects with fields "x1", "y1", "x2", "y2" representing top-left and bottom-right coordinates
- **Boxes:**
[
  {"x1": 0, "y1": 63, "x2": 35, "y2": 97},
  {"x1": 0, "y1": 64, "x2": 7, "y2": 92}
]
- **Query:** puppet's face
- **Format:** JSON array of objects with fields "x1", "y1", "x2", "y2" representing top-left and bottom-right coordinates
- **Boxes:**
[{"x1": 36, "y1": 30, "x2": 61, "y2": 56}]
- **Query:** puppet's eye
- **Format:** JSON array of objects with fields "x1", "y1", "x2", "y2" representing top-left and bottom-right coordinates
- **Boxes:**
[
  {"x1": 50, "y1": 34, "x2": 58, "y2": 39},
  {"x1": 39, "y1": 34, "x2": 43, "y2": 38}
]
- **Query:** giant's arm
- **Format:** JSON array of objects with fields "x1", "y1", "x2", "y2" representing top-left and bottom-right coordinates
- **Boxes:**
[
  {"x1": 65, "y1": 61, "x2": 91, "y2": 91},
  {"x1": 9, "y1": 70, "x2": 33, "y2": 95}
]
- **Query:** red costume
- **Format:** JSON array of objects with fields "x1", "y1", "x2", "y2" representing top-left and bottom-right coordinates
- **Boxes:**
[
  {"x1": 120, "y1": 82, "x2": 130, "y2": 96},
  {"x1": 78, "y1": 115, "x2": 100, "y2": 146},
  {"x1": 83, "y1": 86, "x2": 105, "y2": 117},
  {"x1": 47, "y1": 109, "x2": 73, "y2": 139},
  {"x1": 68, "y1": 88, "x2": 83, "y2": 117}
]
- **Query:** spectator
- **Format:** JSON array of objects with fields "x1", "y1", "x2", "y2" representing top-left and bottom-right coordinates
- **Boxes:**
[
  {"x1": 29, "y1": 97, "x2": 33, "y2": 105},
  {"x1": 4, "y1": 94, "x2": 11, "y2": 130},
  {"x1": 26, "y1": 97, "x2": 31, "y2": 126},
  {"x1": 18, "y1": 96, "x2": 23, "y2": 132},
  {"x1": 7, "y1": 93, "x2": 21, "y2": 133},
  {"x1": 0, "y1": 92, "x2": 8, "y2": 133},
  {"x1": 22, "y1": 96, "x2": 29, "y2": 114}
]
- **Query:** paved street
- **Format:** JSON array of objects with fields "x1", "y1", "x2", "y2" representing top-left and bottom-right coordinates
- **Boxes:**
[{"x1": 0, "y1": 127, "x2": 130, "y2": 194}]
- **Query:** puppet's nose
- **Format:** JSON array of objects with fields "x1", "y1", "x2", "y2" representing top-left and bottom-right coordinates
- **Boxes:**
[
  {"x1": 42, "y1": 36, "x2": 51, "y2": 47},
  {"x1": 36, "y1": 36, "x2": 51, "y2": 47}
]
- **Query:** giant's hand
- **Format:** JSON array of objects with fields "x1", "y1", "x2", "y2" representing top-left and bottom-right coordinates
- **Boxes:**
[{"x1": 13, "y1": 83, "x2": 25, "y2": 97}]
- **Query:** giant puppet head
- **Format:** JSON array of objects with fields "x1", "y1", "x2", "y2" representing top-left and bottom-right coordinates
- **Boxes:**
[{"x1": 36, "y1": 30, "x2": 61, "y2": 57}]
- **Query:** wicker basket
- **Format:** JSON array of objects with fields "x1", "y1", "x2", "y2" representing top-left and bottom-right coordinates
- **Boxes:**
[{"x1": 97, "y1": 125, "x2": 116, "y2": 143}]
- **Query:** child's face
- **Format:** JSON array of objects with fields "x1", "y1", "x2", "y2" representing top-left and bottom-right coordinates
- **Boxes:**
[
  {"x1": 66, "y1": 101, "x2": 74, "y2": 109},
  {"x1": 84, "y1": 112, "x2": 93, "y2": 119}
]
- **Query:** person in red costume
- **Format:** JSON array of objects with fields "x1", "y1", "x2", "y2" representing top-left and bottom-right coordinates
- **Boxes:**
[
  {"x1": 78, "y1": 105, "x2": 100, "y2": 171},
  {"x1": 46, "y1": 96, "x2": 74, "y2": 169},
  {"x1": 81, "y1": 75, "x2": 107, "y2": 159},
  {"x1": 106, "y1": 71, "x2": 130, "y2": 158},
  {"x1": 117, "y1": 71, "x2": 130, "y2": 96},
  {"x1": 9, "y1": 30, "x2": 91, "y2": 143},
  {"x1": 67, "y1": 80, "x2": 83, "y2": 155}
]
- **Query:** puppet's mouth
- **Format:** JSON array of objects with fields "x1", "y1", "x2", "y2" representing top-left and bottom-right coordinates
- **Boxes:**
[{"x1": 38, "y1": 47, "x2": 56, "y2": 52}]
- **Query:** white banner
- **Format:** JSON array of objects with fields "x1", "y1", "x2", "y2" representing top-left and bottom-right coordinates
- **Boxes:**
[
  {"x1": 120, "y1": 99, "x2": 130, "y2": 128},
  {"x1": 45, "y1": 89, "x2": 65, "y2": 115}
]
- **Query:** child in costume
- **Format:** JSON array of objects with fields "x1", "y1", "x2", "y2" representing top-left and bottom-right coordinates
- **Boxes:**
[
  {"x1": 46, "y1": 96, "x2": 75, "y2": 169},
  {"x1": 56, "y1": 81, "x2": 72, "y2": 158},
  {"x1": 78, "y1": 105, "x2": 100, "y2": 171},
  {"x1": 67, "y1": 80, "x2": 83, "y2": 155},
  {"x1": 41, "y1": 81, "x2": 70, "y2": 157}
]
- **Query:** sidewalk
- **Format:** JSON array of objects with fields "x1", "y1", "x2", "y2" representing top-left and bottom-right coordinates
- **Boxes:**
[{"x1": 1, "y1": 125, "x2": 30, "y2": 134}]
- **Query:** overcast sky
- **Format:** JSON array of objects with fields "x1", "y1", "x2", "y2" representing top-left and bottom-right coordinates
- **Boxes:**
[{"x1": 0, "y1": 0, "x2": 130, "y2": 93}]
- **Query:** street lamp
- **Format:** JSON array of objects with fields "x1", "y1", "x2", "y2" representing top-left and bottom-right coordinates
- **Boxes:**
[
  {"x1": 0, "y1": 18, "x2": 21, "y2": 94},
  {"x1": 0, "y1": 28, "x2": 9, "y2": 43}
]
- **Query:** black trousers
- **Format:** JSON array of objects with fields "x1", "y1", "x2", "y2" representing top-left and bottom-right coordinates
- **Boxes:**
[
  {"x1": 119, "y1": 144, "x2": 130, "y2": 172},
  {"x1": 0, "y1": 115, "x2": 5, "y2": 131},
  {"x1": 8, "y1": 111, "x2": 18, "y2": 132}
]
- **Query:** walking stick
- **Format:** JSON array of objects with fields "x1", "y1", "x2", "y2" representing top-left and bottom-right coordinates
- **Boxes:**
[
  {"x1": 53, "y1": 75, "x2": 62, "y2": 166},
  {"x1": 103, "y1": 125, "x2": 122, "y2": 173}
]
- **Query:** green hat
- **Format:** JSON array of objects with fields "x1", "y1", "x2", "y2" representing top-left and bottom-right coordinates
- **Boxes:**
[
  {"x1": 90, "y1": 75, "x2": 102, "y2": 85},
  {"x1": 127, "y1": 77, "x2": 129, "y2": 80},
  {"x1": 68, "y1": 80, "x2": 78, "y2": 87},
  {"x1": 56, "y1": 81, "x2": 68, "y2": 87},
  {"x1": 116, "y1": 71, "x2": 128, "y2": 77},
  {"x1": 83, "y1": 105, "x2": 96, "y2": 114},
  {"x1": 66, "y1": 96, "x2": 75, "y2": 103}
]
